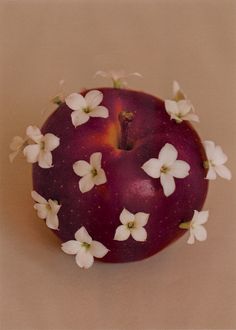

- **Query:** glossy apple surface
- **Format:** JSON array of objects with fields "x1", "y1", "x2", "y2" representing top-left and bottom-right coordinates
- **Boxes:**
[{"x1": 32, "y1": 88, "x2": 208, "y2": 262}]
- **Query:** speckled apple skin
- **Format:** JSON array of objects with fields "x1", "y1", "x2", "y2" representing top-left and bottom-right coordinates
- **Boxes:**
[{"x1": 32, "y1": 88, "x2": 208, "y2": 263}]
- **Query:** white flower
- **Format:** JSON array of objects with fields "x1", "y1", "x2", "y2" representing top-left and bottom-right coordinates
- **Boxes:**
[
  {"x1": 65, "y1": 90, "x2": 109, "y2": 127},
  {"x1": 179, "y1": 210, "x2": 209, "y2": 244},
  {"x1": 165, "y1": 81, "x2": 199, "y2": 123},
  {"x1": 203, "y1": 140, "x2": 232, "y2": 180},
  {"x1": 95, "y1": 70, "x2": 142, "y2": 88},
  {"x1": 142, "y1": 143, "x2": 190, "y2": 197},
  {"x1": 114, "y1": 208, "x2": 149, "y2": 242},
  {"x1": 9, "y1": 136, "x2": 27, "y2": 162},
  {"x1": 31, "y1": 191, "x2": 61, "y2": 230},
  {"x1": 23, "y1": 126, "x2": 60, "y2": 168},
  {"x1": 61, "y1": 226, "x2": 109, "y2": 269},
  {"x1": 73, "y1": 152, "x2": 107, "y2": 193}
]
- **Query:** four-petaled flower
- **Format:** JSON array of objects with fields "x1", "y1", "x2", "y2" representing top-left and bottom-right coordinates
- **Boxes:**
[
  {"x1": 114, "y1": 208, "x2": 149, "y2": 242},
  {"x1": 9, "y1": 136, "x2": 27, "y2": 162},
  {"x1": 165, "y1": 81, "x2": 199, "y2": 123},
  {"x1": 142, "y1": 143, "x2": 190, "y2": 197},
  {"x1": 61, "y1": 226, "x2": 109, "y2": 269},
  {"x1": 95, "y1": 70, "x2": 142, "y2": 88},
  {"x1": 73, "y1": 152, "x2": 107, "y2": 193},
  {"x1": 203, "y1": 140, "x2": 232, "y2": 180},
  {"x1": 65, "y1": 90, "x2": 109, "y2": 127},
  {"x1": 23, "y1": 126, "x2": 60, "y2": 168},
  {"x1": 179, "y1": 210, "x2": 209, "y2": 244},
  {"x1": 31, "y1": 190, "x2": 61, "y2": 230}
]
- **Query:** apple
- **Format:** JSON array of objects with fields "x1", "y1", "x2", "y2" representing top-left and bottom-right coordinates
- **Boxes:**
[{"x1": 32, "y1": 88, "x2": 208, "y2": 263}]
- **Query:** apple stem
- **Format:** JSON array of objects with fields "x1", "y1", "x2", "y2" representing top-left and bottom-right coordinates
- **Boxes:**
[{"x1": 118, "y1": 111, "x2": 134, "y2": 150}]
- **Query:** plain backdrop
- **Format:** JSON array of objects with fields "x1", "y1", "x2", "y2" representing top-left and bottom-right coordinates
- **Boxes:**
[{"x1": 1, "y1": 1, "x2": 236, "y2": 329}]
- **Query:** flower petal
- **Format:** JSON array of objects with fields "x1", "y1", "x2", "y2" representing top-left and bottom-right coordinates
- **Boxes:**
[
  {"x1": 90, "y1": 152, "x2": 102, "y2": 170},
  {"x1": 131, "y1": 227, "x2": 147, "y2": 242},
  {"x1": 26, "y1": 126, "x2": 43, "y2": 143},
  {"x1": 193, "y1": 210, "x2": 209, "y2": 225},
  {"x1": 193, "y1": 225, "x2": 207, "y2": 242},
  {"x1": 43, "y1": 133, "x2": 60, "y2": 152},
  {"x1": 120, "y1": 208, "x2": 135, "y2": 224},
  {"x1": 173, "y1": 80, "x2": 186, "y2": 101},
  {"x1": 23, "y1": 144, "x2": 40, "y2": 163},
  {"x1": 177, "y1": 100, "x2": 192, "y2": 116},
  {"x1": 46, "y1": 213, "x2": 59, "y2": 230},
  {"x1": 10, "y1": 136, "x2": 25, "y2": 151},
  {"x1": 160, "y1": 173, "x2": 176, "y2": 197},
  {"x1": 159, "y1": 143, "x2": 178, "y2": 166},
  {"x1": 134, "y1": 212, "x2": 149, "y2": 227},
  {"x1": 61, "y1": 240, "x2": 81, "y2": 254},
  {"x1": 79, "y1": 173, "x2": 94, "y2": 193},
  {"x1": 184, "y1": 113, "x2": 200, "y2": 122},
  {"x1": 75, "y1": 226, "x2": 92, "y2": 244},
  {"x1": 203, "y1": 141, "x2": 216, "y2": 160},
  {"x1": 65, "y1": 93, "x2": 86, "y2": 111},
  {"x1": 206, "y1": 166, "x2": 217, "y2": 180},
  {"x1": 114, "y1": 225, "x2": 131, "y2": 241},
  {"x1": 215, "y1": 164, "x2": 232, "y2": 180},
  {"x1": 75, "y1": 249, "x2": 94, "y2": 269},
  {"x1": 33, "y1": 203, "x2": 48, "y2": 219},
  {"x1": 213, "y1": 146, "x2": 228, "y2": 165},
  {"x1": 165, "y1": 100, "x2": 179, "y2": 115},
  {"x1": 9, "y1": 151, "x2": 19, "y2": 163},
  {"x1": 73, "y1": 160, "x2": 92, "y2": 177},
  {"x1": 187, "y1": 230, "x2": 195, "y2": 244},
  {"x1": 141, "y1": 158, "x2": 162, "y2": 178},
  {"x1": 89, "y1": 106, "x2": 109, "y2": 118},
  {"x1": 38, "y1": 150, "x2": 53, "y2": 168},
  {"x1": 71, "y1": 110, "x2": 90, "y2": 127},
  {"x1": 85, "y1": 90, "x2": 103, "y2": 108},
  {"x1": 31, "y1": 190, "x2": 47, "y2": 204},
  {"x1": 93, "y1": 169, "x2": 107, "y2": 186},
  {"x1": 90, "y1": 241, "x2": 109, "y2": 258},
  {"x1": 169, "y1": 160, "x2": 190, "y2": 178},
  {"x1": 48, "y1": 199, "x2": 61, "y2": 214}
]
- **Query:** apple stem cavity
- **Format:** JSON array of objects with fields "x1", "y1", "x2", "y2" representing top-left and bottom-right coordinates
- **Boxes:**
[{"x1": 118, "y1": 111, "x2": 134, "y2": 151}]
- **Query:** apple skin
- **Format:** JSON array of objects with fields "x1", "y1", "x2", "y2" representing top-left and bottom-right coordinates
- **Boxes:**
[{"x1": 32, "y1": 88, "x2": 208, "y2": 263}]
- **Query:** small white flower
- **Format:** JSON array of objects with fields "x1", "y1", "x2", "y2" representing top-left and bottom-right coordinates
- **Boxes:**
[
  {"x1": 114, "y1": 208, "x2": 149, "y2": 242},
  {"x1": 65, "y1": 90, "x2": 109, "y2": 127},
  {"x1": 61, "y1": 226, "x2": 109, "y2": 269},
  {"x1": 31, "y1": 191, "x2": 61, "y2": 230},
  {"x1": 179, "y1": 210, "x2": 209, "y2": 244},
  {"x1": 73, "y1": 152, "x2": 107, "y2": 193},
  {"x1": 23, "y1": 126, "x2": 60, "y2": 168},
  {"x1": 142, "y1": 143, "x2": 190, "y2": 197},
  {"x1": 165, "y1": 81, "x2": 199, "y2": 123},
  {"x1": 203, "y1": 140, "x2": 232, "y2": 180},
  {"x1": 95, "y1": 70, "x2": 142, "y2": 88},
  {"x1": 9, "y1": 136, "x2": 27, "y2": 162}
]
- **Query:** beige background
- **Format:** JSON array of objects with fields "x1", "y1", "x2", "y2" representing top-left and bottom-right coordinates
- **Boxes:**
[{"x1": 1, "y1": 1, "x2": 236, "y2": 329}]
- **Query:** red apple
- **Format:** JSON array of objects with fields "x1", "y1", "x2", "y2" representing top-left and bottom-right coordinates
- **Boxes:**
[{"x1": 32, "y1": 88, "x2": 208, "y2": 263}]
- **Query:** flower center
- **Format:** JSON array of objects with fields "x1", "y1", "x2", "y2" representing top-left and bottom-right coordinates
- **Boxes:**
[
  {"x1": 91, "y1": 168, "x2": 98, "y2": 177},
  {"x1": 127, "y1": 221, "x2": 135, "y2": 229},
  {"x1": 46, "y1": 204, "x2": 51, "y2": 211},
  {"x1": 203, "y1": 160, "x2": 214, "y2": 169},
  {"x1": 160, "y1": 165, "x2": 169, "y2": 174},
  {"x1": 83, "y1": 107, "x2": 91, "y2": 114},
  {"x1": 40, "y1": 141, "x2": 45, "y2": 150},
  {"x1": 82, "y1": 242, "x2": 91, "y2": 250}
]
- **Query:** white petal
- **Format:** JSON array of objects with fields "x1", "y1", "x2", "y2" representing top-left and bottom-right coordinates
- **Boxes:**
[
  {"x1": 65, "y1": 93, "x2": 86, "y2": 111},
  {"x1": 85, "y1": 90, "x2": 103, "y2": 108},
  {"x1": 94, "y1": 70, "x2": 110, "y2": 78},
  {"x1": 160, "y1": 173, "x2": 176, "y2": 197},
  {"x1": 75, "y1": 226, "x2": 92, "y2": 244},
  {"x1": 73, "y1": 160, "x2": 92, "y2": 177},
  {"x1": 48, "y1": 199, "x2": 61, "y2": 214},
  {"x1": 90, "y1": 152, "x2": 102, "y2": 170},
  {"x1": 79, "y1": 174, "x2": 94, "y2": 193},
  {"x1": 90, "y1": 241, "x2": 109, "y2": 258},
  {"x1": 215, "y1": 165, "x2": 232, "y2": 180},
  {"x1": 10, "y1": 136, "x2": 25, "y2": 151},
  {"x1": 213, "y1": 146, "x2": 228, "y2": 165},
  {"x1": 89, "y1": 106, "x2": 109, "y2": 118},
  {"x1": 120, "y1": 208, "x2": 135, "y2": 225},
  {"x1": 23, "y1": 144, "x2": 40, "y2": 163},
  {"x1": 173, "y1": 80, "x2": 186, "y2": 101},
  {"x1": 38, "y1": 150, "x2": 53, "y2": 168},
  {"x1": 206, "y1": 166, "x2": 217, "y2": 180},
  {"x1": 43, "y1": 134, "x2": 60, "y2": 151},
  {"x1": 34, "y1": 203, "x2": 48, "y2": 219},
  {"x1": 26, "y1": 126, "x2": 42, "y2": 143},
  {"x1": 131, "y1": 227, "x2": 147, "y2": 242},
  {"x1": 61, "y1": 240, "x2": 81, "y2": 255},
  {"x1": 46, "y1": 213, "x2": 59, "y2": 230},
  {"x1": 177, "y1": 100, "x2": 192, "y2": 116},
  {"x1": 114, "y1": 225, "x2": 131, "y2": 241},
  {"x1": 203, "y1": 141, "x2": 216, "y2": 160},
  {"x1": 141, "y1": 158, "x2": 162, "y2": 178},
  {"x1": 165, "y1": 100, "x2": 179, "y2": 115},
  {"x1": 159, "y1": 143, "x2": 178, "y2": 166},
  {"x1": 76, "y1": 249, "x2": 94, "y2": 269},
  {"x1": 93, "y1": 169, "x2": 107, "y2": 186},
  {"x1": 184, "y1": 113, "x2": 200, "y2": 122},
  {"x1": 187, "y1": 230, "x2": 195, "y2": 244},
  {"x1": 193, "y1": 225, "x2": 207, "y2": 242},
  {"x1": 169, "y1": 160, "x2": 190, "y2": 178},
  {"x1": 71, "y1": 110, "x2": 90, "y2": 127},
  {"x1": 9, "y1": 151, "x2": 19, "y2": 163},
  {"x1": 134, "y1": 212, "x2": 149, "y2": 227},
  {"x1": 31, "y1": 190, "x2": 47, "y2": 204},
  {"x1": 193, "y1": 210, "x2": 209, "y2": 225}
]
